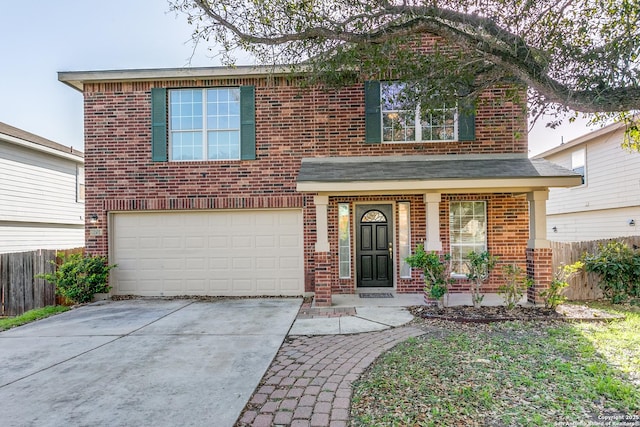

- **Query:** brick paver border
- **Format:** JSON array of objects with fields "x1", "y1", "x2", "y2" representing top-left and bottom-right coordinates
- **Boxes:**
[{"x1": 235, "y1": 326, "x2": 425, "y2": 427}]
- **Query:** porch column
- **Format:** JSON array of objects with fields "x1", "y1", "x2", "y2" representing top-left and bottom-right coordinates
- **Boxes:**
[
  {"x1": 314, "y1": 195, "x2": 330, "y2": 252},
  {"x1": 313, "y1": 195, "x2": 332, "y2": 306},
  {"x1": 526, "y1": 190, "x2": 552, "y2": 304},
  {"x1": 424, "y1": 193, "x2": 443, "y2": 251},
  {"x1": 527, "y1": 190, "x2": 550, "y2": 249}
]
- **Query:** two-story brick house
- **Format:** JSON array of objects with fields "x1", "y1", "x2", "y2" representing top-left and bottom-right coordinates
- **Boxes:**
[{"x1": 59, "y1": 48, "x2": 581, "y2": 306}]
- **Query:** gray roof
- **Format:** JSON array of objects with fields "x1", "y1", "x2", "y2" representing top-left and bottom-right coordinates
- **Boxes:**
[
  {"x1": 297, "y1": 154, "x2": 580, "y2": 182},
  {"x1": 0, "y1": 121, "x2": 83, "y2": 159}
]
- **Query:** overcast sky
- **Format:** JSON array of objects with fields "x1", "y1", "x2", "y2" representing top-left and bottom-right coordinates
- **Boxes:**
[{"x1": 0, "y1": 0, "x2": 593, "y2": 156}]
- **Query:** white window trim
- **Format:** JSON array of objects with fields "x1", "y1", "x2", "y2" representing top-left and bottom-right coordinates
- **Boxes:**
[
  {"x1": 380, "y1": 82, "x2": 458, "y2": 143},
  {"x1": 76, "y1": 165, "x2": 85, "y2": 203},
  {"x1": 449, "y1": 201, "x2": 487, "y2": 276},
  {"x1": 168, "y1": 88, "x2": 241, "y2": 162},
  {"x1": 338, "y1": 203, "x2": 351, "y2": 279},
  {"x1": 571, "y1": 147, "x2": 587, "y2": 188},
  {"x1": 398, "y1": 202, "x2": 411, "y2": 278}
]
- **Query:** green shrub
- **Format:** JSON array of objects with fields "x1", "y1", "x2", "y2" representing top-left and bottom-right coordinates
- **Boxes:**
[
  {"x1": 582, "y1": 242, "x2": 640, "y2": 304},
  {"x1": 499, "y1": 263, "x2": 533, "y2": 310},
  {"x1": 466, "y1": 251, "x2": 498, "y2": 307},
  {"x1": 405, "y1": 244, "x2": 453, "y2": 301},
  {"x1": 37, "y1": 253, "x2": 117, "y2": 304},
  {"x1": 540, "y1": 261, "x2": 584, "y2": 309}
]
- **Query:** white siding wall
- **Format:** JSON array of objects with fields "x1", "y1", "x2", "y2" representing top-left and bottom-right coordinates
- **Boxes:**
[
  {"x1": 0, "y1": 223, "x2": 84, "y2": 253},
  {"x1": 545, "y1": 128, "x2": 640, "y2": 241},
  {"x1": 547, "y1": 206, "x2": 640, "y2": 242},
  {"x1": 0, "y1": 141, "x2": 84, "y2": 253}
]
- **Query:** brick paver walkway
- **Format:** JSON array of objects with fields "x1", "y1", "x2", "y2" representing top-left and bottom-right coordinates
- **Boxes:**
[{"x1": 235, "y1": 326, "x2": 425, "y2": 427}]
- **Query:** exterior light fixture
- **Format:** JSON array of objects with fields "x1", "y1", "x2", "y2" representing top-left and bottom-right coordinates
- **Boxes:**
[
  {"x1": 552, "y1": 226, "x2": 558, "y2": 232},
  {"x1": 90, "y1": 214, "x2": 99, "y2": 224},
  {"x1": 629, "y1": 219, "x2": 636, "y2": 226}
]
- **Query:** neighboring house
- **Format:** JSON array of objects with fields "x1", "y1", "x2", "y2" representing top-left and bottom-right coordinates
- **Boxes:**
[
  {"x1": 535, "y1": 122, "x2": 640, "y2": 242},
  {"x1": 58, "y1": 37, "x2": 581, "y2": 305},
  {"x1": 0, "y1": 122, "x2": 84, "y2": 253}
]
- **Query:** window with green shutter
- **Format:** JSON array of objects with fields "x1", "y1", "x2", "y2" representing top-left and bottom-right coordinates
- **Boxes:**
[
  {"x1": 365, "y1": 80, "x2": 475, "y2": 143},
  {"x1": 151, "y1": 86, "x2": 256, "y2": 161}
]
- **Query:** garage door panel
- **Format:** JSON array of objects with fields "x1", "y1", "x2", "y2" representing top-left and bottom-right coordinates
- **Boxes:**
[{"x1": 111, "y1": 210, "x2": 303, "y2": 296}]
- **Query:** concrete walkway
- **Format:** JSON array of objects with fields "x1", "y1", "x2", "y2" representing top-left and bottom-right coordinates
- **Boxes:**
[{"x1": 288, "y1": 292, "x2": 514, "y2": 336}]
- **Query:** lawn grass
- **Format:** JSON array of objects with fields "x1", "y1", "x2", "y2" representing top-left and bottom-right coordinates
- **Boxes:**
[
  {"x1": 0, "y1": 305, "x2": 70, "y2": 332},
  {"x1": 351, "y1": 303, "x2": 640, "y2": 427}
]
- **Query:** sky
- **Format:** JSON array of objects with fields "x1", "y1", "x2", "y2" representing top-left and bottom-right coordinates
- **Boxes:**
[{"x1": 0, "y1": 0, "x2": 594, "y2": 157}]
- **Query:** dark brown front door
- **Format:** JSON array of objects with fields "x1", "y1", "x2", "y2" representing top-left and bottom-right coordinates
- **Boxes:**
[{"x1": 356, "y1": 204, "x2": 393, "y2": 287}]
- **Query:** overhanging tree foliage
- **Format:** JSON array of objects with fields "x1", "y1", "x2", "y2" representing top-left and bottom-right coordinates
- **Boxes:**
[{"x1": 169, "y1": 0, "x2": 640, "y2": 147}]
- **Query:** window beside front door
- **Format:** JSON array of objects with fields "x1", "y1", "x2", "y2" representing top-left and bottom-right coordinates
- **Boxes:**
[
  {"x1": 398, "y1": 202, "x2": 411, "y2": 278},
  {"x1": 338, "y1": 203, "x2": 351, "y2": 279},
  {"x1": 449, "y1": 201, "x2": 487, "y2": 275},
  {"x1": 356, "y1": 204, "x2": 393, "y2": 287}
]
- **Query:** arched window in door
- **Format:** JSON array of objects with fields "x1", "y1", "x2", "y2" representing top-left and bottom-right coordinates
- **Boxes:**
[{"x1": 361, "y1": 210, "x2": 387, "y2": 223}]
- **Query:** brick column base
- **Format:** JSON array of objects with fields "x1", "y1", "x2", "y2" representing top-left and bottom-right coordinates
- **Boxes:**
[
  {"x1": 526, "y1": 247, "x2": 553, "y2": 305},
  {"x1": 314, "y1": 252, "x2": 332, "y2": 307}
]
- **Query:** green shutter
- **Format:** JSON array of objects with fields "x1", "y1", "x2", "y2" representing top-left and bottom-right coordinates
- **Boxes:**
[
  {"x1": 457, "y1": 98, "x2": 476, "y2": 142},
  {"x1": 364, "y1": 81, "x2": 382, "y2": 143},
  {"x1": 240, "y1": 86, "x2": 256, "y2": 160},
  {"x1": 151, "y1": 88, "x2": 167, "y2": 162}
]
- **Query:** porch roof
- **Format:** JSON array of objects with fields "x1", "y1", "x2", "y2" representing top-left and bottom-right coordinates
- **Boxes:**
[{"x1": 296, "y1": 154, "x2": 583, "y2": 194}]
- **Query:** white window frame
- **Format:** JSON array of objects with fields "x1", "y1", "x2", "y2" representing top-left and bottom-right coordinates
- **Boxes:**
[
  {"x1": 168, "y1": 88, "x2": 241, "y2": 161},
  {"x1": 381, "y1": 81, "x2": 458, "y2": 143},
  {"x1": 398, "y1": 202, "x2": 411, "y2": 278},
  {"x1": 571, "y1": 147, "x2": 586, "y2": 186},
  {"x1": 449, "y1": 201, "x2": 487, "y2": 277},
  {"x1": 338, "y1": 203, "x2": 351, "y2": 279},
  {"x1": 76, "y1": 165, "x2": 85, "y2": 203}
]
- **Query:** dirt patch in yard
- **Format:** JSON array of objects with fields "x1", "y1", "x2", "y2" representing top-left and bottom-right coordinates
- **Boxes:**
[{"x1": 409, "y1": 303, "x2": 624, "y2": 323}]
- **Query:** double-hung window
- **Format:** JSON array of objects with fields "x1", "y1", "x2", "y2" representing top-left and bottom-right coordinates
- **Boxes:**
[
  {"x1": 151, "y1": 86, "x2": 255, "y2": 162},
  {"x1": 381, "y1": 82, "x2": 457, "y2": 142},
  {"x1": 169, "y1": 88, "x2": 241, "y2": 161},
  {"x1": 364, "y1": 80, "x2": 474, "y2": 143},
  {"x1": 449, "y1": 201, "x2": 487, "y2": 275}
]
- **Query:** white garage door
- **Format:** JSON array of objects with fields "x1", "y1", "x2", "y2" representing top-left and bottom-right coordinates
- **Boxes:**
[{"x1": 111, "y1": 210, "x2": 304, "y2": 296}]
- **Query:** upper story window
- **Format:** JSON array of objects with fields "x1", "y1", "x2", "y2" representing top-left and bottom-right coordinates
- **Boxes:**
[
  {"x1": 169, "y1": 88, "x2": 241, "y2": 161},
  {"x1": 381, "y1": 82, "x2": 457, "y2": 142},
  {"x1": 364, "y1": 81, "x2": 475, "y2": 144},
  {"x1": 151, "y1": 86, "x2": 255, "y2": 163},
  {"x1": 571, "y1": 148, "x2": 586, "y2": 185}
]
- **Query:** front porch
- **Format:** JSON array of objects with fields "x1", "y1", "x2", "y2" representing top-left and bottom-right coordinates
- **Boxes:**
[{"x1": 297, "y1": 154, "x2": 583, "y2": 307}]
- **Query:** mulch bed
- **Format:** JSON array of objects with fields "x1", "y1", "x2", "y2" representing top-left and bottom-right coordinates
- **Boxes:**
[{"x1": 409, "y1": 303, "x2": 624, "y2": 323}]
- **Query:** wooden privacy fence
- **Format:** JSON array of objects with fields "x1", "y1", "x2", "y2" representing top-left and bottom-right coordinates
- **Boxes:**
[
  {"x1": 551, "y1": 235, "x2": 640, "y2": 301},
  {"x1": 0, "y1": 248, "x2": 83, "y2": 316}
]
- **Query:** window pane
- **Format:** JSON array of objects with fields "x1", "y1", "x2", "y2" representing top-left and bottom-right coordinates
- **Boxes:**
[
  {"x1": 449, "y1": 201, "x2": 487, "y2": 275},
  {"x1": 171, "y1": 131, "x2": 203, "y2": 161},
  {"x1": 338, "y1": 203, "x2": 351, "y2": 278},
  {"x1": 399, "y1": 202, "x2": 411, "y2": 278}
]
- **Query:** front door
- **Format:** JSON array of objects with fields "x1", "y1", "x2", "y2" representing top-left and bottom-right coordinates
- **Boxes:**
[{"x1": 356, "y1": 204, "x2": 393, "y2": 287}]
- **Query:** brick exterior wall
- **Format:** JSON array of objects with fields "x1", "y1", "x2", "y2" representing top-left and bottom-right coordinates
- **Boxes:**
[
  {"x1": 322, "y1": 193, "x2": 529, "y2": 299},
  {"x1": 81, "y1": 64, "x2": 533, "y2": 301},
  {"x1": 527, "y1": 247, "x2": 553, "y2": 304}
]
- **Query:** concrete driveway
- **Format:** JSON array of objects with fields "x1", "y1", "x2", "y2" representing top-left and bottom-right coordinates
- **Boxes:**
[{"x1": 0, "y1": 298, "x2": 301, "y2": 427}]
